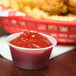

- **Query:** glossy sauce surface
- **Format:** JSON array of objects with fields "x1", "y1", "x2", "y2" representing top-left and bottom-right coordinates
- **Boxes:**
[{"x1": 10, "y1": 32, "x2": 52, "y2": 48}]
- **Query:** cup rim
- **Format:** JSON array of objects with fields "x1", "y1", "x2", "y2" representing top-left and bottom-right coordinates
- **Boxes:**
[{"x1": 7, "y1": 31, "x2": 57, "y2": 51}]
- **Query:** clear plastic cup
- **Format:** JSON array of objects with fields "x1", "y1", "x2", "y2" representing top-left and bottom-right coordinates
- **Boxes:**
[{"x1": 7, "y1": 32, "x2": 57, "y2": 70}]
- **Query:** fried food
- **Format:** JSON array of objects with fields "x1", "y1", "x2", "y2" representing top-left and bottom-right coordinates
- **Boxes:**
[
  {"x1": 38, "y1": 0, "x2": 68, "y2": 15},
  {"x1": 21, "y1": 0, "x2": 68, "y2": 15},
  {"x1": 0, "y1": 0, "x2": 68, "y2": 15},
  {"x1": 8, "y1": 0, "x2": 19, "y2": 11},
  {"x1": 67, "y1": 0, "x2": 76, "y2": 13},
  {"x1": 0, "y1": 0, "x2": 76, "y2": 21},
  {"x1": 21, "y1": 0, "x2": 39, "y2": 8},
  {"x1": 24, "y1": 6, "x2": 50, "y2": 19},
  {"x1": 0, "y1": 0, "x2": 9, "y2": 7}
]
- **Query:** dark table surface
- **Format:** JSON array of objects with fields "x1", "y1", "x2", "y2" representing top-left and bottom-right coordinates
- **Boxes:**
[{"x1": 0, "y1": 27, "x2": 76, "y2": 76}]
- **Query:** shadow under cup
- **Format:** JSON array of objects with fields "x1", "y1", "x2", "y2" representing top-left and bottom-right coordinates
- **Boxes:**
[{"x1": 7, "y1": 32, "x2": 57, "y2": 70}]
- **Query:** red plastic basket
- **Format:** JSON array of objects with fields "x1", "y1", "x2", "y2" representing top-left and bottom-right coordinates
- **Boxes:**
[
  {"x1": 0, "y1": 16, "x2": 76, "y2": 44},
  {"x1": 0, "y1": 5, "x2": 76, "y2": 44}
]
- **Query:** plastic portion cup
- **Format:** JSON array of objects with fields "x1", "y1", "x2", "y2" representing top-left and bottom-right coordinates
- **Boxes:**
[{"x1": 7, "y1": 32, "x2": 57, "y2": 70}]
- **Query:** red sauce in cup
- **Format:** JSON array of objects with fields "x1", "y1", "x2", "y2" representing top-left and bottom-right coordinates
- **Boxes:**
[
  {"x1": 10, "y1": 31, "x2": 52, "y2": 48},
  {"x1": 9, "y1": 31, "x2": 55, "y2": 70}
]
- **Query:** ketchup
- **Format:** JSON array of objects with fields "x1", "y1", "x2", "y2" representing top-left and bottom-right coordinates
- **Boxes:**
[
  {"x1": 10, "y1": 31, "x2": 52, "y2": 48},
  {"x1": 9, "y1": 31, "x2": 53, "y2": 70}
]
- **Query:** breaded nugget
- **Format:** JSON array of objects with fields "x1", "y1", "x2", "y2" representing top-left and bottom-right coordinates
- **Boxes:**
[
  {"x1": 38, "y1": 0, "x2": 68, "y2": 15},
  {"x1": 67, "y1": 0, "x2": 76, "y2": 13},
  {"x1": 21, "y1": 0, "x2": 39, "y2": 8}
]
